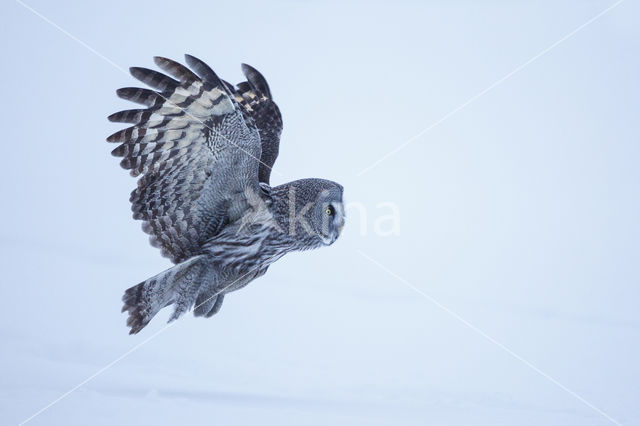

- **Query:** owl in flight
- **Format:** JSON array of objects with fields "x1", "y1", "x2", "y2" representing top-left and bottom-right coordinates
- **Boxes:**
[{"x1": 107, "y1": 55, "x2": 345, "y2": 334}]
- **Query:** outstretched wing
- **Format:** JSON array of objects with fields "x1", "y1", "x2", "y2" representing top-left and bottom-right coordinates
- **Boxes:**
[
  {"x1": 229, "y1": 64, "x2": 283, "y2": 184},
  {"x1": 107, "y1": 55, "x2": 262, "y2": 264}
]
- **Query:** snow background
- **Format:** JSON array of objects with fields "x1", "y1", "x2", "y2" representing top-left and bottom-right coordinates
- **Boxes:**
[{"x1": 1, "y1": 0, "x2": 639, "y2": 425}]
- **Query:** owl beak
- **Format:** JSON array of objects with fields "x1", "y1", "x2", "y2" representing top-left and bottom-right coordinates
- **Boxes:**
[
  {"x1": 329, "y1": 218, "x2": 344, "y2": 245},
  {"x1": 327, "y1": 232, "x2": 339, "y2": 245}
]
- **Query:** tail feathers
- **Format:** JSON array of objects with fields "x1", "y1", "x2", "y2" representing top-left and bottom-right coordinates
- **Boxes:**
[
  {"x1": 122, "y1": 282, "x2": 150, "y2": 334},
  {"x1": 121, "y1": 255, "x2": 206, "y2": 334}
]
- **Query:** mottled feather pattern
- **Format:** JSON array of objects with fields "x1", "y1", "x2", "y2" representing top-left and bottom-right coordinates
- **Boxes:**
[
  {"x1": 109, "y1": 55, "x2": 345, "y2": 334},
  {"x1": 108, "y1": 55, "x2": 261, "y2": 264},
  {"x1": 230, "y1": 64, "x2": 283, "y2": 184}
]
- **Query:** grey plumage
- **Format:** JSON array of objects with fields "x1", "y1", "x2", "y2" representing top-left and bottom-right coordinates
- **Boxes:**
[{"x1": 108, "y1": 55, "x2": 345, "y2": 334}]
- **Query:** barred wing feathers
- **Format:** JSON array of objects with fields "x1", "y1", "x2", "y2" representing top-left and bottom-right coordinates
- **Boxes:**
[
  {"x1": 230, "y1": 64, "x2": 283, "y2": 185},
  {"x1": 107, "y1": 55, "x2": 262, "y2": 264}
]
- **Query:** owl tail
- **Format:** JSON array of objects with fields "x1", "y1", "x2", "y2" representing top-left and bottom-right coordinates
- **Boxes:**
[{"x1": 121, "y1": 255, "x2": 212, "y2": 334}]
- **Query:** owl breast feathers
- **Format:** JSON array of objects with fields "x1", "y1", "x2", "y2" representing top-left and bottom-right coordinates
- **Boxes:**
[{"x1": 107, "y1": 55, "x2": 345, "y2": 334}]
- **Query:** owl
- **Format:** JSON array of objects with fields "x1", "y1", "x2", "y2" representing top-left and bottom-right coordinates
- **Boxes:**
[{"x1": 107, "y1": 55, "x2": 345, "y2": 334}]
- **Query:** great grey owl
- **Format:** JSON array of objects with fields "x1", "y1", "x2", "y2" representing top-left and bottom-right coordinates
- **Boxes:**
[{"x1": 107, "y1": 55, "x2": 345, "y2": 334}]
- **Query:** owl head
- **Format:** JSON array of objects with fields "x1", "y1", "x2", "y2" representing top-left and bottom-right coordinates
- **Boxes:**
[{"x1": 272, "y1": 178, "x2": 345, "y2": 249}]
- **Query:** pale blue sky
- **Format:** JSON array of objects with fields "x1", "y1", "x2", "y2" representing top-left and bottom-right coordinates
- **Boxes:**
[{"x1": 1, "y1": 1, "x2": 639, "y2": 425}]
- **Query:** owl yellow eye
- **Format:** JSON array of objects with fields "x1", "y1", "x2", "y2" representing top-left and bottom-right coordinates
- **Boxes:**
[{"x1": 325, "y1": 205, "x2": 334, "y2": 215}]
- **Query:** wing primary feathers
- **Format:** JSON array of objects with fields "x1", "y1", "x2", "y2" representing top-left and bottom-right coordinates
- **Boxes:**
[
  {"x1": 108, "y1": 109, "x2": 147, "y2": 124},
  {"x1": 108, "y1": 55, "x2": 265, "y2": 264},
  {"x1": 233, "y1": 64, "x2": 282, "y2": 184},
  {"x1": 236, "y1": 81, "x2": 251, "y2": 93},
  {"x1": 129, "y1": 67, "x2": 180, "y2": 92},
  {"x1": 153, "y1": 56, "x2": 199, "y2": 83},
  {"x1": 184, "y1": 54, "x2": 224, "y2": 88},
  {"x1": 116, "y1": 87, "x2": 163, "y2": 107},
  {"x1": 241, "y1": 63, "x2": 272, "y2": 98},
  {"x1": 107, "y1": 126, "x2": 137, "y2": 143}
]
